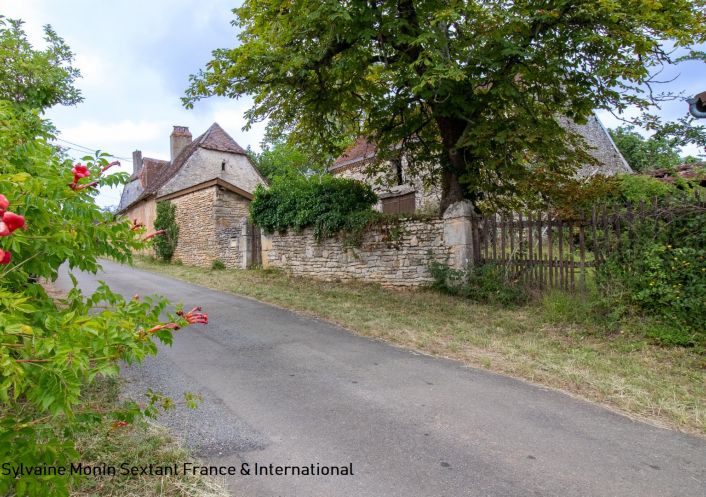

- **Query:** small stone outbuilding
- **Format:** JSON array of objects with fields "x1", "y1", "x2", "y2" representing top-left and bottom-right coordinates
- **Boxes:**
[{"x1": 117, "y1": 123, "x2": 266, "y2": 267}]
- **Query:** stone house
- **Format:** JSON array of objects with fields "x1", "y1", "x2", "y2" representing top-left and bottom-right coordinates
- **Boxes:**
[
  {"x1": 330, "y1": 114, "x2": 631, "y2": 214},
  {"x1": 117, "y1": 123, "x2": 266, "y2": 267}
]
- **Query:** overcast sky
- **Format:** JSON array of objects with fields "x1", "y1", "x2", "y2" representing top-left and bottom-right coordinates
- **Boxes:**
[{"x1": 3, "y1": 1, "x2": 704, "y2": 207}]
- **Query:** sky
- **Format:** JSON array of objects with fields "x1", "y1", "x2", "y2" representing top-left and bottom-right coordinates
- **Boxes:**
[{"x1": 2, "y1": 1, "x2": 705, "y2": 207}]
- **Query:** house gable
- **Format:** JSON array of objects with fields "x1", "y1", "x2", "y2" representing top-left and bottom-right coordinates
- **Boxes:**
[{"x1": 117, "y1": 123, "x2": 265, "y2": 213}]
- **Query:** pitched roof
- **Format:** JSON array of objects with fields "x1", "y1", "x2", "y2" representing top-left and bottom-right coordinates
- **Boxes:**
[
  {"x1": 196, "y1": 122, "x2": 248, "y2": 155},
  {"x1": 118, "y1": 123, "x2": 248, "y2": 212},
  {"x1": 330, "y1": 137, "x2": 377, "y2": 171},
  {"x1": 139, "y1": 158, "x2": 170, "y2": 187}
]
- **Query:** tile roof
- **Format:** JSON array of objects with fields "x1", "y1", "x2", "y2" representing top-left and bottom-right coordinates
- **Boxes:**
[
  {"x1": 118, "y1": 123, "x2": 248, "y2": 212},
  {"x1": 330, "y1": 137, "x2": 377, "y2": 171}
]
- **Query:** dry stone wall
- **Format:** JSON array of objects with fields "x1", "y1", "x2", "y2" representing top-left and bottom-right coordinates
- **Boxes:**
[
  {"x1": 170, "y1": 186, "x2": 252, "y2": 268},
  {"x1": 214, "y1": 188, "x2": 250, "y2": 268},
  {"x1": 171, "y1": 187, "x2": 218, "y2": 267},
  {"x1": 262, "y1": 218, "x2": 449, "y2": 287}
]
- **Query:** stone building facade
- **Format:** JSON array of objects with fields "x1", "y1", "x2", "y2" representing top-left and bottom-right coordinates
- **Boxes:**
[
  {"x1": 330, "y1": 114, "x2": 631, "y2": 214},
  {"x1": 117, "y1": 123, "x2": 266, "y2": 267}
]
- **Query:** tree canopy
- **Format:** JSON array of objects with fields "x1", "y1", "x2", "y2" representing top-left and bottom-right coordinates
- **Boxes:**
[
  {"x1": 0, "y1": 17, "x2": 82, "y2": 110},
  {"x1": 608, "y1": 126, "x2": 696, "y2": 173},
  {"x1": 185, "y1": 0, "x2": 706, "y2": 212},
  {"x1": 248, "y1": 139, "x2": 316, "y2": 181}
]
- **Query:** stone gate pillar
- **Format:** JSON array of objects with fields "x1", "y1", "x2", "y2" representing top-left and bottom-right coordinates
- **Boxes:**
[
  {"x1": 442, "y1": 200, "x2": 477, "y2": 270},
  {"x1": 239, "y1": 218, "x2": 252, "y2": 269}
]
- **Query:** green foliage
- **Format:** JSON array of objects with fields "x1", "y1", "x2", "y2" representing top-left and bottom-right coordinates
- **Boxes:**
[
  {"x1": 596, "y1": 206, "x2": 706, "y2": 347},
  {"x1": 0, "y1": 17, "x2": 82, "y2": 110},
  {"x1": 608, "y1": 126, "x2": 685, "y2": 173},
  {"x1": 248, "y1": 139, "x2": 318, "y2": 181},
  {"x1": 0, "y1": 23, "x2": 197, "y2": 495},
  {"x1": 153, "y1": 201, "x2": 179, "y2": 261},
  {"x1": 249, "y1": 175, "x2": 378, "y2": 240},
  {"x1": 428, "y1": 261, "x2": 527, "y2": 306},
  {"x1": 613, "y1": 174, "x2": 678, "y2": 203},
  {"x1": 211, "y1": 259, "x2": 226, "y2": 270},
  {"x1": 185, "y1": 0, "x2": 706, "y2": 211}
]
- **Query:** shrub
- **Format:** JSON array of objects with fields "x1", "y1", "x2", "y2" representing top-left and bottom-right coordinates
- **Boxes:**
[
  {"x1": 614, "y1": 174, "x2": 678, "y2": 203},
  {"x1": 596, "y1": 205, "x2": 705, "y2": 347},
  {"x1": 153, "y1": 200, "x2": 179, "y2": 261},
  {"x1": 211, "y1": 259, "x2": 226, "y2": 270},
  {"x1": 0, "y1": 101, "x2": 212, "y2": 496},
  {"x1": 429, "y1": 261, "x2": 528, "y2": 306},
  {"x1": 249, "y1": 174, "x2": 378, "y2": 240}
]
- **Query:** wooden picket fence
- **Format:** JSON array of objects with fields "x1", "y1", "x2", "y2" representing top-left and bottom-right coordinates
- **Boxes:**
[{"x1": 472, "y1": 196, "x2": 705, "y2": 292}]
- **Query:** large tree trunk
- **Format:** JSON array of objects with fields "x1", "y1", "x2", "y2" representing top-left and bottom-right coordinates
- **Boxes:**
[{"x1": 436, "y1": 116, "x2": 472, "y2": 214}]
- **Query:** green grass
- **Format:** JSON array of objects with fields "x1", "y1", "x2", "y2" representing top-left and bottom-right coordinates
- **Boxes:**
[
  {"x1": 131, "y1": 256, "x2": 706, "y2": 436},
  {"x1": 71, "y1": 377, "x2": 228, "y2": 497}
]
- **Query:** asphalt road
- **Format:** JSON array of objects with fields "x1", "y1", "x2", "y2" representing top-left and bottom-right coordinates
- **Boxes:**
[{"x1": 57, "y1": 260, "x2": 706, "y2": 497}]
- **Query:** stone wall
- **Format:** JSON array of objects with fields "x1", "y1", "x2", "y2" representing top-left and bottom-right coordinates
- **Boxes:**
[
  {"x1": 170, "y1": 186, "x2": 251, "y2": 268},
  {"x1": 171, "y1": 187, "x2": 217, "y2": 267},
  {"x1": 124, "y1": 198, "x2": 157, "y2": 232},
  {"x1": 159, "y1": 148, "x2": 266, "y2": 198},
  {"x1": 214, "y1": 188, "x2": 251, "y2": 268},
  {"x1": 261, "y1": 217, "x2": 449, "y2": 287},
  {"x1": 124, "y1": 198, "x2": 157, "y2": 255}
]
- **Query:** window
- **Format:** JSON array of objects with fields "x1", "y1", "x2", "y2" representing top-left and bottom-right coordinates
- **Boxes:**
[{"x1": 381, "y1": 192, "x2": 416, "y2": 215}]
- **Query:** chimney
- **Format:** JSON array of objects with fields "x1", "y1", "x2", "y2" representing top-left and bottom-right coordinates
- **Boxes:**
[
  {"x1": 170, "y1": 126, "x2": 192, "y2": 161},
  {"x1": 132, "y1": 150, "x2": 143, "y2": 175}
]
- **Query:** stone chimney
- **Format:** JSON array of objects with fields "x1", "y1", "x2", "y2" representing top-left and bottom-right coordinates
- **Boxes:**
[
  {"x1": 170, "y1": 126, "x2": 192, "y2": 161},
  {"x1": 132, "y1": 150, "x2": 143, "y2": 175}
]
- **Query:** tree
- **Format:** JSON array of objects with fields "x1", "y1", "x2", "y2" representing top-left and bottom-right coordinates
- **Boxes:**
[
  {"x1": 248, "y1": 139, "x2": 314, "y2": 181},
  {"x1": 0, "y1": 17, "x2": 82, "y2": 110},
  {"x1": 185, "y1": 0, "x2": 706, "y2": 213},
  {"x1": 609, "y1": 126, "x2": 684, "y2": 173},
  {"x1": 154, "y1": 201, "x2": 179, "y2": 261}
]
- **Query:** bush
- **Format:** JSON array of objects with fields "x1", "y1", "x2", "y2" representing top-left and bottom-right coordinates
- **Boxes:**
[
  {"x1": 0, "y1": 102, "x2": 209, "y2": 496},
  {"x1": 429, "y1": 261, "x2": 528, "y2": 306},
  {"x1": 250, "y1": 174, "x2": 379, "y2": 240},
  {"x1": 596, "y1": 205, "x2": 705, "y2": 346},
  {"x1": 211, "y1": 259, "x2": 225, "y2": 270},
  {"x1": 153, "y1": 200, "x2": 179, "y2": 261}
]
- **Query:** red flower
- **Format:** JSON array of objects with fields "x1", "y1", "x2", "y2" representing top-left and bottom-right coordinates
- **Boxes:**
[
  {"x1": 178, "y1": 306, "x2": 209, "y2": 325},
  {"x1": 111, "y1": 420, "x2": 130, "y2": 429},
  {"x1": 71, "y1": 164, "x2": 91, "y2": 179},
  {"x1": 0, "y1": 194, "x2": 8, "y2": 215},
  {"x1": 0, "y1": 249, "x2": 11, "y2": 265},
  {"x1": 147, "y1": 322, "x2": 181, "y2": 334},
  {"x1": 0, "y1": 222, "x2": 9, "y2": 237},
  {"x1": 2, "y1": 212, "x2": 25, "y2": 232}
]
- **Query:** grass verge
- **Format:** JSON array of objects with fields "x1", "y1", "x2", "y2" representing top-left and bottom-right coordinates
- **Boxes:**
[
  {"x1": 71, "y1": 377, "x2": 229, "y2": 497},
  {"x1": 131, "y1": 256, "x2": 705, "y2": 436}
]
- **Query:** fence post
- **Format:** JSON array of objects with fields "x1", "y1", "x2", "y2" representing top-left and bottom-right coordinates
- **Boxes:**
[
  {"x1": 239, "y1": 218, "x2": 253, "y2": 269},
  {"x1": 443, "y1": 200, "x2": 477, "y2": 270}
]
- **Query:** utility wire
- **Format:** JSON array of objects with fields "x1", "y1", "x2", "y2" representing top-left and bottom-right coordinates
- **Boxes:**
[{"x1": 53, "y1": 137, "x2": 133, "y2": 163}]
